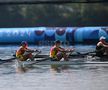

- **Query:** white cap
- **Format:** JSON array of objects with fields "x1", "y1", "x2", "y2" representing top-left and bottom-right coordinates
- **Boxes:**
[{"x1": 99, "y1": 36, "x2": 106, "y2": 40}]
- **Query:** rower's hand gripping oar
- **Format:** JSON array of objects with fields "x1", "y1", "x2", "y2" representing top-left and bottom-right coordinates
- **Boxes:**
[
  {"x1": 66, "y1": 49, "x2": 75, "y2": 57},
  {"x1": 25, "y1": 49, "x2": 41, "y2": 53},
  {"x1": 60, "y1": 48, "x2": 74, "y2": 60},
  {"x1": 32, "y1": 50, "x2": 41, "y2": 58},
  {"x1": 21, "y1": 49, "x2": 41, "y2": 61}
]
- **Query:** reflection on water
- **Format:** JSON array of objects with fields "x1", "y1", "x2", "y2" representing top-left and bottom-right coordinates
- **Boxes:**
[
  {"x1": 0, "y1": 45, "x2": 108, "y2": 90},
  {"x1": 50, "y1": 65, "x2": 71, "y2": 73},
  {"x1": 1, "y1": 63, "x2": 108, "y2": 90}
]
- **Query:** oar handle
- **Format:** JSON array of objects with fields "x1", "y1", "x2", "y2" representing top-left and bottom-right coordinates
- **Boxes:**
[
  {"x1": 61, "y1": 48, "x2": 74, "y2": 53},
  {"x1": 34, "y1": 50, "x2": 41, "y2": 53},
  {"x1": 26, "y1": 49, "x2": 41, "y2": 53}
]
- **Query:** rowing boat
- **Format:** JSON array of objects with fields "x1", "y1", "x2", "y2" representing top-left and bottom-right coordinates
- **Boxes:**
[
  {"x1": 0, "y1": 51, "x2": 83, "y2": 64},
  {"x1": 33, "y1": 53, "x2": 108, "y2": 61},
  {"x1": 12, "y1": 50, "x2": 107, "y2": 60},
  {"x1": 34, "y1": 51, "x2": 107, "y2": 58},
  {"x1": 1, "y1": 51, "x2": 108, "y2": 66},
  {"x1": 31, "y1": 61, "x2": 108, "y2": 65},
  {"x1": 15, "y1": 55, "x2": 108, "y2": 67}
]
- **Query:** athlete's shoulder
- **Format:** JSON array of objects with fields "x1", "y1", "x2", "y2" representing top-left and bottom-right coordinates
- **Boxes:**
[{"x1": 97, "y1": 41, "x2": 103, "y2": 46}]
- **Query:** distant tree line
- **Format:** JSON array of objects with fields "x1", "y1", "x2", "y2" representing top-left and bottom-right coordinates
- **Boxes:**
[{"x1": 0, "y1": 3, "x2": 108, "y2": 27}]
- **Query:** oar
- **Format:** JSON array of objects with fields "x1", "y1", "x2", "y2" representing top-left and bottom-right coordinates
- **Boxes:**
[
  {"x1": 72, "y1": 51, "x2": 96, "y2": 57},
  {"x1": 13, "y1": 49, "x2": 41, "y2": 57},
  {"x1": 67, "y1": 50, "x2": 96, "y2": 58},
  {"x1": 76, "y1": 51, "x2": 96, "y2": 55},
  {"x1": 29, "y1": 57, "x2": 51, "y2": 65},
  {"x1": 32, "y1": 50, "x2": 41, "y2": 58},
  {"x1": 26, "y1": 49, "x2": 41, "y2": 53},
  {"x1": 0, "y1": 57, "x2": 16, "y2": 64}
]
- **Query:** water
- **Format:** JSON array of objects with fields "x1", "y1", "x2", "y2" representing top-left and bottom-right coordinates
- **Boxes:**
[{"x1": 0, "y1": 45, "x2": 108, "y2": 90}]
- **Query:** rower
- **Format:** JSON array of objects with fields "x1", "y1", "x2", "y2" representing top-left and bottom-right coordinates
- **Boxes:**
[
  {"x1": 16, "y1": 41, "x2": 39, "y2": 61},
  {"x1": 50, "y1": 40, "x2": 74, "y2": 61},
  {"x1": 96, "y1": 36, "x2": 108, "y2": 57}
]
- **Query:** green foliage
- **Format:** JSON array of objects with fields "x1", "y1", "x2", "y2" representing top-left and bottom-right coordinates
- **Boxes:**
[{"x1": 0, "y1": 3, "x2": 108, "y2": 27}]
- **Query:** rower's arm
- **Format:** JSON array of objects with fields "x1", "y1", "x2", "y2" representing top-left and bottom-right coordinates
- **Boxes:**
[
  {"x1": 104, "y1": 42, "x2": 108, "y2": 45},
  {"x1": 59, "y1": 47, "x2": 74, "y2": 52},
  {"x1": 26, "y1": 48, "x2": 40, "y2": 53},
  {"x1": 97, "y1": 42, "x2": 108, "y2": 48},
  {"x1": 103, "y1": 44, "x2": 108, "y2": 48},
  {"x1": 25, "y1": 48, "x2": 35, "y2": 52},
  {"x1": 58, "y1": 47, "x2": 65, "y2": 52}
]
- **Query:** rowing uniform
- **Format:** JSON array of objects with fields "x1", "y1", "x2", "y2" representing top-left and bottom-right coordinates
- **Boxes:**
[
  {"x1": 96, "y1": 45, "x2": 105, "y2": 57},
  {"x1": 50, "y1": 46, "x2": 64, "y2": 61},
  {"x1": 16, "y1": 46, "x2": 32, "y2": 61}
]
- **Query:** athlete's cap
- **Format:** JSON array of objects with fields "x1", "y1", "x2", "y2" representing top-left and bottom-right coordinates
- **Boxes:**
[
  {"x1": 21, "y1": 41, "x2": 28, "y2": 46},
  {"x1": 99, "y1": 36, "x2": 106, "y2": 40},
  {"x1": 55, "y1": 40, "x2": 61, "y2": 44}
]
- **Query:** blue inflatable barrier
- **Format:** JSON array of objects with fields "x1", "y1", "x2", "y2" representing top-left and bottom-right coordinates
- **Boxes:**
[
  {"x1": 44, "y1": 28, "x2": 55, "y2": 41},
  {"x1": 99, "y1": 28, "x2": 108, "y2": 41},
  {"x1": 0, "y1": 27, "x2": 107, "y2": 44},
  {"x1": 66, "y1": 27, "x2": 75, "y2": 43},
  {"x1": 55, "y1": 28, "x2": 66, "y2": 42},
  {"x1": 74, "y1": 27, "x2": 84, "y2": 43}
]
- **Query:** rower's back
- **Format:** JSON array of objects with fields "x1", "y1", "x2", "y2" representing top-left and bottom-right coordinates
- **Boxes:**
[{"x1": 96, "y1": 41, "x2": 105, "y2": 57}]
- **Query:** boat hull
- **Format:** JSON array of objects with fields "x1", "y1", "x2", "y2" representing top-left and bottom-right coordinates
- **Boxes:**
[{"x1": 16, "y1": 57, "x2": 108, "y2": 66}]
